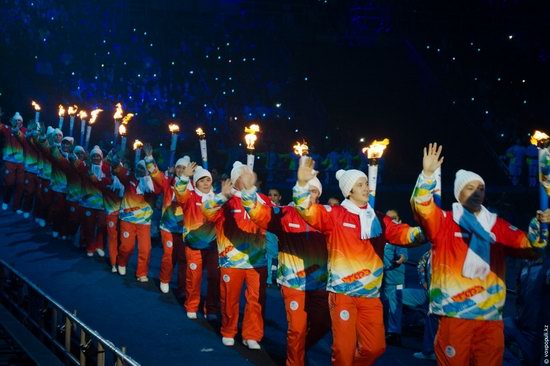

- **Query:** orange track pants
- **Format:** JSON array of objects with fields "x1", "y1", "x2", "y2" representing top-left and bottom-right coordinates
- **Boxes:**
[
  {"x1": 329, "y1": 293, "x2": 386, "y2": 366},
  {"x1": 281, "y1": 286, "x2": 330, "y2": 366},
  {"x1": 159, "y1": 229, "x2": 186, "y2": 286},
  {"x1": 220, "y1": 267, "x2": 267, "y2": 341},
  {"x1": 435, "y1": 316, "x2": 504, "y2": 366},
  {"x1": 117, "y1": 221, "x2": 151, "y2": 278},
  {"x1": 184, "y1": 245, "x2": 219, "y2": 314},
  {"x1": 106, "y1": 213, "x2": 119, "y2": 267}
]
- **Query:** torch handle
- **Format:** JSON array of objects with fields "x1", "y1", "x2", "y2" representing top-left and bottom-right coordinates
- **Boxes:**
[
  {"x1": 200, "y1": 139, "x2": 208, "y2": 169},
  {"x1": 135, "y1": 149, "x2": 142, "y2": 168},
  {"x1": 85, "y1": 126, "x2": 92, "y2": 150},
  {"x1": 170, "y1": 134, "x2": 178, "y2": 151},
  {"x1": 169, "y1": 150, "x2": 176, "y2": 168},
  {"x1": 540, "y1": 184, "x2": 548, "y2": 243},
  {"x1": 35, "y1": 112, "x2": 40, "y2": 124},
  {"x1": 80, "y1": 120, "x2": 86, "y2": 147},
  {"x1": 368, "y1": 163, "x2": 378, "y2": 209},
  {"x1": 120, "y1": 137, "x2": 127, "y2": 153},
  {"x1": 246, "y1": 154, "x2": 255, "y2": 170},
  {"x1": 58, "y1": 117, "x2": 64, "y2": 130},
  {"x1": 114, "y1": 120, "x2": 120, "y2": 140},
  {"x1": 69, "y1": 116, "x2": 75, "y2": 137}
]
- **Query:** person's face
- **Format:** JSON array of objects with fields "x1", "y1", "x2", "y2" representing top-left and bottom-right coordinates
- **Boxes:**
[
  {"x1": 55, "y1": 133, "x2": 63, "y2": 143},
  {"x1": 136, "y1": 164, "x2": 147, "y2": 178},
  {"x1": 91, "y1": 153, "x2": 102, "y2": 165},
  {"x1": 196, "y1": 176, "x2": 213, "y2": 193},
  {"x1": 309, "y1": 187, "x2": 320, "y2": 204},
  {"x1": 11, "y1": 118, "x2": 23, "y2": 129},
  {"x1": 348, "y1": 177, "x2": 370, "y2": 206},
  {"x1": 61, "y1": 141, "x2": 72, "y2": 153},
  {"x1": 459, "y1": 180, "x2": 485, "y2": 213},
  {"x1": 328, "y1": 198, "x2": 339, "y2": 206},
  {"x1": 76, "y1": 151, "x2": 86, "y2": 161},
  {"x1": 386, "y1": 210, "x2": 400, "y2": 223},
  {"x1": 268, "y1": 189, "x2": 282, "y2": 204},
  {"x1": 175, "y1": 164, "x2": 185, "y2": 177}
]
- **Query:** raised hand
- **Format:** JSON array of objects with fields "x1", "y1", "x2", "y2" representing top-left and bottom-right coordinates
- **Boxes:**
[
  {"x1": 297, "y1": 157, "x2": 317, "y2": 186},
  {"x1": 536, "y1": 208, "x2": 550, "y2": 224},
  {"x1": 183, "y1": 162, "x2": 197, "y2": 177},
  {"x1": 422, "y1": 142, "x2": 444, "y2": 177},
  {"x1": 143, "y1": 143, "x2": 153, "y2": 157},
  {"x1": 221, "y1": 178, "x2": 233, "y2": 198}
]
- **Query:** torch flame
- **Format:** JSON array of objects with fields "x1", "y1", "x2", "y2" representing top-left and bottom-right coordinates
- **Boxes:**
[
  {"x1": 530, "y1": 130, "x2": 550, "y2": 147},
  {"x1": 31, "y1": 101, "x2": 41, "y2": 111},
  {"x1": 244, "y1": 124, "x2": 260, "y2": 150},
  {"x1": 89, "y1": 109, "x2": 103, "y2": 124},
  {"x1": 169, "y1": 123, "x2": 180, "y2": 134},
  {"x1": 58, "y1": 105, "x2": 65, "y2": 117},
  {"x1": 122, "y1": 113, "x2": 134, "y2": 125},
  {"x1": 196, "y1": 127, "x2": 206, "y2": 138},
  {"x1": 119, "y1": 124, "x2": 127, "y2": 136},
  {"x1": 78, "y1": 110, "x2": 88, "y2": 120},
  {"x1": 68, "y1": 105, "x2": 78, "y2": 116},
  {"x1": 293, "y1": 141, "x2": 309, "y2": 156},
  {"x1": 113, "y1": 103, "x2": 123, "y2": 120},
  {"x1": 133, "y1": 139, "x2": 143, "y2": 150},
  {"x1": 362, "y1": 138, "x2": 390, "y2": 159}
]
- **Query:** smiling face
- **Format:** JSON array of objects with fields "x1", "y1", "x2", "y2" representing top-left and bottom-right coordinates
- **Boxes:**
[
  {"x1": 348, "y1": 177, "x2": 370, "y2": 206},
  {"x1": 196, "y1": 176, "x2": 213, "y2": 193},
  {"x1": 61, "y1": 140, "x2": 72, "y2": 153},
  {"x1": 459, "y1": 180, "x2": 485, "y2": 213},
  {"x1": 175, "y1": 164, "x2": 185, "y2": 177},
  {"x1": 91, "y1": 153, "x2": 102, "y2": 165},
  {"x1": 268, "y1": 189, "x2": 282, "y2": 205},
  {"x1": 309, "y1": 187, "x2": 320, "y2": 204}
]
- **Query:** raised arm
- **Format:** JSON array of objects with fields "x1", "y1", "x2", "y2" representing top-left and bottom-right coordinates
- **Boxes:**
[{"x1": 410, "y1": 143, "x2": 445, "y2": 242}]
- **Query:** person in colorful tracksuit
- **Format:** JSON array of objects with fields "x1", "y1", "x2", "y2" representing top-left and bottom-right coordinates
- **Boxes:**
[
  {"x1": 381, "y1": 209, "x2": 408, "y2": 346},
  {"x1": 20, "y1": 121, "x2": 41, "y2": 218},
  {"x1": 1, "y1": 112, "x2": 26, "y2": 212},
  {"x1": 411, "y1": 142, "x2": 549, "y2": 366},
  {"x1": 143, "y1": 146, "x2": 187, "y2": 295},
  {"x1": 63, "y1": 146, "x2": 85, "y2": 242},
  {"x1": 78, "y1": 145, "x2": 111, "y2": 257},
  {"x1": 103, "y1": 150, "x2": 126, "y2": 273},
  {"x1": 47, "y1": 134, "x2": 72, "y2": 239},
  {"x1": 241, "y1": 173, "x2": 330, "y2": 366},
  {"x1": 293, "y1": 158, "x2": 426, "y2": 366},
  {"x1": 201, "y1": 161, "x2": 271, "y2": 350},
  {"x1": 33, "y1": 129, "x2": 54, "y2": 227},
  {"x1": 172, "y1": 162, "x2": 220, "y2": 320},
  {"x1": 113, "y1": 152, "x2": 162, "y2": 282}
]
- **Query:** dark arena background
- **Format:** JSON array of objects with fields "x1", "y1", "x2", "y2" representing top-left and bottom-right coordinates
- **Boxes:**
[{"x1": 0, "y1": 0, "x2": 549, "y2": 365}]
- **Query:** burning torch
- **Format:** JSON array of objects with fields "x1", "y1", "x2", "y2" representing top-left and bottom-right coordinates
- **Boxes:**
[
  {"x1": 168, "y1": 123, "x2": 180, "y2": 167},
  {"x1": 68, "y1": 105, "x2": 78, "y2": 137},
  {"x1": 78, "y1": 110, "x2": 88, "y2": 146},
  {"x1": 58, "y1": 105, "x2": 65, "y2": 130},
  {"x1": 119, "y1": 124, "x2": 128, "y2": 152},
  {"x1": 362, "y1": 138, "x2": 390, "y2": 209},
  {"x1": 196, "y1": 127, "x2": 208, "y2": 169},
  {"x1": 113, "y1": 103, "x2": 123, "y2": 140},
  {"x1": 531, "y1": 130, "x2": 550, "y2": 243},
  {"x1": 133, "y1": 139, "x2": 144, "y2": 168},
  {"x1": 31, "y1": 101, "x2": 41, "y2": 124},
  {"x1": 293, "y1": 140, "x2": 309, "y2": 166},
  {"x1": 85, "y1": 109, "x2": 102, "y2": 150},
  {"x1": 244, "y1": 124, "x2": 260, "y2": 170}
]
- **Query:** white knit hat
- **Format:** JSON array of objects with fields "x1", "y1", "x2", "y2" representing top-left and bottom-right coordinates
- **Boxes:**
[
  {"x1": 336, "y1": 169, "x2": 368, "y2": 198},
  {"x1": 175, "y1": 156, "x2": 190, "y2": 167},
  {"x1": 62, "y1": 136, "x2": 74, "y2": 145},
  {"x1": 230, "y1": 161, "x2": 250, "y2": 185},
  {"x1": 193, "y1": 166, "x2": 212, "y2": 183},
  {"x1": 307, "y1": 177, "x2": 323, "y2": 197},
  {"x1": 90, "y1": 145, "x2": 103, "y2": 158},
  {"x1": 74, "y1": 146, "x2": 85, "y2": 155},
  {"x1": 46, "y1": 126, "x2": 55, "y2": 136},
  {"x1": 454, "y1": 169, "x2": 485, "y2": 201},
  {"x1": 12, "y1": 112, "x2": 23, "y2": 122}
]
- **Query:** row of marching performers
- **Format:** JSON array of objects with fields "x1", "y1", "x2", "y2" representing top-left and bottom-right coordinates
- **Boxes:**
[{"x1": 2, "y1": 113, "x2": 550, "y2": 366}]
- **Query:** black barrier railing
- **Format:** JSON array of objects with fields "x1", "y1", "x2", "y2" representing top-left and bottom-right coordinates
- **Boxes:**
[{"x1": 0, "y1": 260, "x2": 140, "y2": 366}]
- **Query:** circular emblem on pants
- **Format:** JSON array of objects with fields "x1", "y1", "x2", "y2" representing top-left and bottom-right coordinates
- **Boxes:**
[
  {"x1": 289, "y1": 301, "x2": 299, "y2": 311},
  {"x1": 189, "y1": 263, "x2": 197, "y2": 270},
  {"x1": 108, "y1": 221, "x2": 115, "y2": 228},
  {"x1": 445, "y1": 345, "x2": 456, "y2": 358},
  {"x1": 85, "y1": 210, "x2": 92, "y2": 217},
  {"x1": 44, "y1": 188, "x2": 49, "y2": 192},
  {"x1": 70, "y1": 207, "x2": 75, "y2": 212},
  {"x1": 166, "y1": 241, "x2": 173, "y2": 248},
  {"x1": 222, "y1": 274, "x2": 230, "y2": 283},
  {"x1": 123, "y1": 231, "x2": 130, "y2": 238},
  {"x1": 24, "y1": 179, "x2": 29, "y2": 184},
  {"x1": 5, "y1": 169, "x2": 9, "y2": 174},
  {"x1": 340, "y1": 310, "x2": 350, "y2": 321}
]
